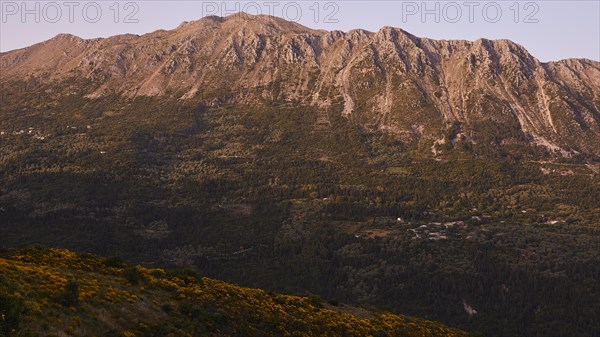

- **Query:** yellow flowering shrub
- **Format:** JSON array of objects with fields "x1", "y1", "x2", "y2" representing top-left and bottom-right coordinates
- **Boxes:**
[{"x1": 0, "y1": 248, "x2": 468, "y2": 337}]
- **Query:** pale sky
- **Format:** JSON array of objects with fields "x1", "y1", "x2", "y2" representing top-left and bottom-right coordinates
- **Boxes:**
[{"x1": 1, "y1": 1, "x2": 599, "y2": 62}]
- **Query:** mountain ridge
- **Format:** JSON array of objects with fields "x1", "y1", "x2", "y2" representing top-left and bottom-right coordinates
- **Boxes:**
[{"x1": 1, "y1": 13, "x2": 600, "y2": 157}]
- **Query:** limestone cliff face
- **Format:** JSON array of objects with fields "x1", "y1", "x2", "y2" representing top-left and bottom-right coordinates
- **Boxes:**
[{"x1": 2, "y1": 14, "x2": 599, "y2": 156}]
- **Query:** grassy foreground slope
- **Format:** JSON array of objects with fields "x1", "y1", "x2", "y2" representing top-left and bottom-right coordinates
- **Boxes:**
[{"x1": 0, "y1": 248, "x2": 468, "y2": 337}]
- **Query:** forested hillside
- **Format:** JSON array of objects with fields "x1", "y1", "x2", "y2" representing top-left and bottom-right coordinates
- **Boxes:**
[{"x1": 1, "y1": 92, "x2": 598, "y2": 336}]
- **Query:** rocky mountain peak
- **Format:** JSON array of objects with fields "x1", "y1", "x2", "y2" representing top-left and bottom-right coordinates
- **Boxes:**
[{"x1": 1, "y1": 14, "x2": 599, "y2": 157}]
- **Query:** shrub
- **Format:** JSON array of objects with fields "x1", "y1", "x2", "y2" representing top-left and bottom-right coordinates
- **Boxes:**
[
  {"x1": 372, "y1": 330, "x2": 390, "y2": 337},
  {"x1": 307, "y1": 295, "x2": 323, "y2": 308},
  {"x1": 103, "y1": 256, "x2": 125, "y2": 268},
  {"x1": 0, "y1": 291, "x2": 28, "y2": 337},
  {"x1": 166, "y1": 269, "x2": 200, "y2": 282},
  {"x1": 123, "y1": 267, "x2": 141, "y2": 285},
  {"x1": 161, "y1": 303, "x2": 174, "y2": 314},
  {"x1": 59, "y1": 279, "x2": 79, "y2": 307},
  {"x1": 327, "y1": 299, "x2": 340, "y2": 306},
  {"x1": 178, "y1": 301, "x2": 204, "y2": 319}
]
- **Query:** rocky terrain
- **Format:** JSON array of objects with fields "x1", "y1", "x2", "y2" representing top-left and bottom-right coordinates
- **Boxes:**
[{"x1": 2, "y1": 13, "x2": 599, "y2": 157}]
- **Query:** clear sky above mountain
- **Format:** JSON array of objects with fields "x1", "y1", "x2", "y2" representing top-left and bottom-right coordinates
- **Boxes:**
[{"x1": 1, "y1": 1, "x2": 598, "y2": 62}]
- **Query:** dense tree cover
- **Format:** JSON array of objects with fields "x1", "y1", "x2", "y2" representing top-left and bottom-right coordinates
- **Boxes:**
[{"x1": 0, "y1": 89, "x2": 599, "y2": 336}]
